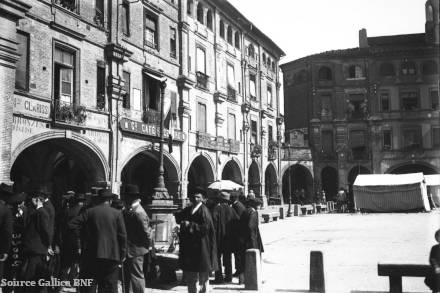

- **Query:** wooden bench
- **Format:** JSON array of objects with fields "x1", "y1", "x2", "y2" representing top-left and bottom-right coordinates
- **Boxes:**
[
  {"x1": 300, "y1": 205, "x2": 313, "y2": 215},
  {"x1": 262, "y1": 211, "x2": 279, "y2": 223},
  {"x1": 378, "y1": 263, "x2": 431, "y2": 293},
  {"x1": 316, "y1": 204, "x2": 327, "y2": 213}
]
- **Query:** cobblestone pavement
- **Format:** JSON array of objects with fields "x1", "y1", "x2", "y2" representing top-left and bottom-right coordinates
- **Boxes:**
[{"x1": 143, "y1": 210, "x2": 439, "y2": 293}]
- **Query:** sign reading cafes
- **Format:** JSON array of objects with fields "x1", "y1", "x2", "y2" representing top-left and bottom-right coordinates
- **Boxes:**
[{"x1": 119, "y1": 118, "x2": 186, "y2": 142}]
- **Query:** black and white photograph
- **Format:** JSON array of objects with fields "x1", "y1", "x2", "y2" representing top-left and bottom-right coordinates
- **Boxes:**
[{"x1": 0, "y1": 0, "x2": 439, "y2": 292}]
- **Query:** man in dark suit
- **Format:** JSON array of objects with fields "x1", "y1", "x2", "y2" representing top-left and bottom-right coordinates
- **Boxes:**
[
  {"x1": 69, "y1": 189, "x2": 127, "y2": 293},
  {"x1": 243, "y1": 197, "x2": 264, "y2": 253},
  {"x1": 0, "y1": 183, "x2": 13, "y2": 282},
  {"x1": 21, "y1": 190, "x2": 52, "y2": 292},
  {"x1": 230, "y1": 191, "x2": 246, "y2": 282},
  {"x1": 122, "y1": 184, "x2": 151, "y2": 293},
  {"x1": 175, "y1": 187, "x2": 217, "y2": 293}
]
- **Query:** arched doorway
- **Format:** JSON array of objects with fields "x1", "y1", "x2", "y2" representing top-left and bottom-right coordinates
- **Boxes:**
[
  {"x1": 221, "y1": 160, "x2": 243, "y2": 184},
  {"x1": 265, "y1": 164, "x2": 278, "y2": 205},
  {"x1": 187, "y1": 155, "x2": 215, "y2": 196},
  {"x1": 321, "y1": 166, "x2": 338, "y2": 201},
  {"x1": 282, "y1": 164, "x2": 313, "y2": 203},
  {"x1": 121, "y1": 151, "x2": 179, "y2": 200},
  {"x1": 11, "y1": 138, "x2": 107, "y2": 210},
  {"x1": 347, "y1": 165, "x2": 370, "y2": 209},
  {"x1": 388, "y1": 163, "x2": 437, "y2": 175},
  {"x1": 248, "y1": 161, "x2": 261, "y2": 197}
]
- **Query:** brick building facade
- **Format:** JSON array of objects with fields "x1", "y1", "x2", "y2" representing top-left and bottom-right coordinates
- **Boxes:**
[
  {"x1": 0, "y1": 0, "x2": 285, "y2": 206},
  {"x1": 281, "y1": 0, "x2": 440, "y2": 201}
]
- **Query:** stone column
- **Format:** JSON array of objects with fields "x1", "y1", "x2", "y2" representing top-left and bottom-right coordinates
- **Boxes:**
[{"x1": 0, "y1": 1, "x2": 31, "y2": 184}]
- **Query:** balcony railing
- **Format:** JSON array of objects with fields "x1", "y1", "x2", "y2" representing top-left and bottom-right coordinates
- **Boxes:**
[
  {"x1": 142, "y1": 108, "x2": 161, "y2": 125},
  {"x1": 227, "y1": 86, "x2": 236, "y2": 102},
  {"x1": 196, "y1": 132, "x2": 240, "y2": 154},
  {"x1": 53, "y1": 0, "x2": 77, "y2": 12},
  {"x1": 54, "y1": 99, "x2": 86, "y2": 124},
  {"x1": 196, "y1": 71, "x2": 209, "y2": 90}
]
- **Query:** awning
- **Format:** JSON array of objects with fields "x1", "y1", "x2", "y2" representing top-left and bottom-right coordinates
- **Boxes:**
[
  {"x1": 142, "y1": 68, "x2": 167, "y2": 83},
  {"x1": 425, "y1": 174, "x2": 440, "y2": 186},
  {"x1": 354, "y1": 173, "x2": 425, "y2": 186}
]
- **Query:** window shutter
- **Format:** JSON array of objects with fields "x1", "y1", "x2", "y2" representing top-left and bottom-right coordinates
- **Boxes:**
[{"x1": 170, "y1": 91, "x2": 177, "y2": 116}]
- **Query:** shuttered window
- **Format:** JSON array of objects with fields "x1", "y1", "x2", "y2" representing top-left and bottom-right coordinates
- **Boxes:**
[
  {"x1": 197, "y1": 102, "x2": 206, "y2": 133},
  {"x1": 228, "y1": 113, "x2": 236, "y2": 139}
]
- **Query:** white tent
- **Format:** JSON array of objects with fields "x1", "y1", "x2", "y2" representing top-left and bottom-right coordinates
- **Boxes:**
[
  {"x1": 425, "y1": 174, "x2": 440, "y2": 207},
  {"x1": 353, "y1": 173, "x2": 430, "y2": 212}
]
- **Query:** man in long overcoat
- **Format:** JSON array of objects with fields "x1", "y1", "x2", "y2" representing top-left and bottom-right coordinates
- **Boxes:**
[
  {"x1": 243, "y1": 198, "x2": 264, "y2": 253},
  {"x1": 0, "y1": 183, "x2": 13, "y2": 282},
  {"x1": 230, "y1": 191, "x2": 246, "y2": 281},
  {"x1": 210, "y1": 191, "x2": 236, "y2": 283},
  {"x1": 175, "y1": 187, "x2": 217, "y2": 293},
  {"x1": 69, "y1": 189, "x2": 127, "y2": 293},
  {"x1": 122, "y1": 184, "x2": 151, "y2": 293}
]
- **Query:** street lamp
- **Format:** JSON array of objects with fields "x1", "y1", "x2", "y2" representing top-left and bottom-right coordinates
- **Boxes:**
[
  {"x1": 152, "y1": 80, "x2": 169, "y2": 199},
  {"x1": 286, "y1": 145, "x2": 292, "y2": 217}
]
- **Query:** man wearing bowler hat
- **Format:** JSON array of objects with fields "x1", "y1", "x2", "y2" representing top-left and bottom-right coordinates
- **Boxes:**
[
  {"x1": 69, "y1": 189, "x2": 127, "y2": 293},
  {"x1": 122, "y1": 184, "x2": 151, "y2": 293},
  {"x1": 0, "y1": 183, "x2": 13, "y2": 283}
]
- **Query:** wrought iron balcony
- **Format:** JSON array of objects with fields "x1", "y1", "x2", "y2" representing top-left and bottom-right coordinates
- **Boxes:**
[
  {"x1": 227, "y1": 86, "x2": 236, "y2": 102},
  {"x1": 196, "y1": 71, "x2": 209, "y2": 90},
  {"x1": 54, "y1": 99, "x2": 86, "y2": 124},
  {"x1": 142, "y1": 108, "x2": 161, "y2": 125},
  {"x1": 53, "y1": 0, "x2": 77, "y2": 12},
  {"x1": 196, "y1": 132, "x2": 240, "y2": 154}
]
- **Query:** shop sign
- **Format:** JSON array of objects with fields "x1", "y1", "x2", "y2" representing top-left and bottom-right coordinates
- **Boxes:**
[
  {"x1": 119, "y1": 118, "x2": 186, "y2": 142},
  {"x1": 86, "y1": 112, "x2": 109, "y2": 130},
  {"x1": 13, "y1": 95, "x2": 51, "y2": 119}
]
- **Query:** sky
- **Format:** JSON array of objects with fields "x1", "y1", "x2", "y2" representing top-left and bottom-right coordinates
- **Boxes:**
[{"x1": 227, "y1": 0, "x2": 428, "y2": 63}]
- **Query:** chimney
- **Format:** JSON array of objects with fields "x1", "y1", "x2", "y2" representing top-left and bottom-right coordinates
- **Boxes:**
[{"x1": 359, "y1": 28, "x2": 368, "y2": 48}]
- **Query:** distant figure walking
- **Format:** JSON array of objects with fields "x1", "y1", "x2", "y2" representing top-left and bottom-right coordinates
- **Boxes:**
[{"x1": 425, "y1": 229, "x2": 440, "y2": 292}]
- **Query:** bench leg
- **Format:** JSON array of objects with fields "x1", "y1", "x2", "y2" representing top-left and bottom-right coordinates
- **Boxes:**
[{"x1": 389, "y1": 276, "x2": 402, "y2": 293}]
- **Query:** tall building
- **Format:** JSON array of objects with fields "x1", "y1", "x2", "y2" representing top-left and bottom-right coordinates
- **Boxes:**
[
  {"x1": 0, "y1": 0, "x2": 285, "y2": 206},
  {"x1": 281, "y1": 0, "x2": 440, "y2": 202}
]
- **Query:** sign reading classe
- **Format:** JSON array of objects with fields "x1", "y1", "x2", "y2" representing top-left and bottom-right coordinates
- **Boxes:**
[{"x1": 119, "y1": 118, "x2": 186, "y2": 142}]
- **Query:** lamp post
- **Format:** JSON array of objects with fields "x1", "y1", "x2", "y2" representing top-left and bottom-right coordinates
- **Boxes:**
[
  {"x1": 286, "y1": 146, "x2": 292, "y2": 217},
  {"x1": 153, "y1": 80, "x2": 169, "y2": 199}
]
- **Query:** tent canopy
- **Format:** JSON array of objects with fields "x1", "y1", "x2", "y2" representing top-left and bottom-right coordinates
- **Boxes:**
[
  {"x1": 425, "y1": 174, "x2": 440, "y2": 186},
  {"x1": 354, "y1": 173, "x2": 425, "y2": 186}
]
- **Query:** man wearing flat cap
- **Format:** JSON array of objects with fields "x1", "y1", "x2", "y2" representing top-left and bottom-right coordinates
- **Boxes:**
[
  {"x1": 122, "y1": 184, "x2": 151, "y2": 293},
  {"x1": 210, "y1": 190, "x2": 237, "y2": 283},
  {"x1": 0, "y1": 183, "x2": 13, "y2": 283},
  {"x1": 69, "y1": 189, "x2": 127, "y2": 293}
]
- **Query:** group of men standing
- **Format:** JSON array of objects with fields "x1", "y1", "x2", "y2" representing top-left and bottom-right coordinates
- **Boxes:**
[
  {"x1": 0, "y1": 183, "x2": 154, "y2": 293},
  {"x1": 175, "y1": 188, "x2": 264, "y2": 293}
]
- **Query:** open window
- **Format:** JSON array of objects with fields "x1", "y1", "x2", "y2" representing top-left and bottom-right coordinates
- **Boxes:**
[{"x1": 54, "y1": 46, "x2": 76, "y2": 106}]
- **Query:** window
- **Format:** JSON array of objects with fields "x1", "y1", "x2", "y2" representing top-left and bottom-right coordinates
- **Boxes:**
[
  {"x1": 196, "y1": 47, "x2": 206, "y2": 74},
  {"x1": 319, "y1": 94, "x2": 331, "y2": 117},
  {"x1": 122, "y1": 71, "x2": 130, "y2": 109},
  {"x1": 54, "y1": 46, "x2": 76, "y2": 105},
  {"x1": 121, "y1": 1, "x2": 130, "y2": 36},
  {"x1": 433, "y1": 127, "x2": 440, "y2": 147},
  {"x1": 318, "y1": 66, "x2": 332, "y2": 80},
  {"x1": 133, "y1": 88, "x2": 141, "y2": 111},
  {"x1": 206, "y1": 10, "x2": 213, "y2": 30},
  {"x1": 248, "y1": 44, "x2": 255, "y2": 58},
  {"x1": 401, "y1": 91, "x2": 419, "y2": 110},
  {"x1": 249, "y1": 73, "x2": 256, "y2": 100},
  {"x1": 96, "y1": 65, "x2": 105, "y2": 110},
  {"x1": 321, "y1": 131, "x2": 333, "y2": 153},
  {"x1": 403, "y1": 127, "x2": 422, "y2": 149},
  {"x1": 431, "y1": 89, "x2": 439, "y2": 110},
  {"x1": 143, "y1": 74, "x2": 160, "y2": 111},
  {"x1": 401, "y1": 60, "x2": 416, "y2": 75},
  {"x1": 268, "y1": 124, "x2": 273, "y2": 141},
  {"x1": 56, "y1": 0, "x2": 77, "y2": 13},
  {"x1": 422, "y1": 60, "x2": 438, "y2": 75},
  {"x1": 228, "y1": 113, "x2": 236, "y2": 139},
  {"x1": 144, "y1": 13, "x2": 158, "y2": 48},
  {"x1": 251, "y1": 120, "x2": 257, "y2": 144},
  {"x1": 379, "y1": 63, "x2": 395, "y2": 76},
  {"x1": 187, "y1": 0, "x2": 193, "y2": 16},
  {"x1": 196, "y1": 3, "x2": 204, "y2": 24},
  {"x1": 383, "y1": 129, "x2": 392, "y2": 150},
  {"x1": 267, "y1": 85, "x2": 273, "y2": 108},
  {"x1": 262, "y1": 53, "x2": 266, "y2": 65},
  {"x1": 234, "y1": 32, "x2": 240, "y2": 49},
  {"x1": 95, "y1": 0, "x2": 104, "y2": 26},
  {"x1": 15, "y1": 31, "x2": 29, "y2": 91},
  {"x1": 197, "y1": 102, "x2": 206, "y2": 133},
  {"x1": 219, "y1": 20, "x2": 225, "y2": 38},
  {"x1": 170, "y1": 27, "x2": 177, "y2": 58},
  {"x1": 227, "y1": 64, "x2": 236, "y2": 101},
  {"x1": 380, "y1": 92, "x2": 390, "y2": 112},
  {"x1": 227, "y1": 26, "x2": 233, "y2": 44},
  {"x1": 348, "y1": 65, "x2": 363, "y2": 78}
]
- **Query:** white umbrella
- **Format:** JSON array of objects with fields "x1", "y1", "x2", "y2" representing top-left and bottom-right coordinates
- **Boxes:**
[{"x1": 208, "y1": 180, "x2": 243, "y2": 191}]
